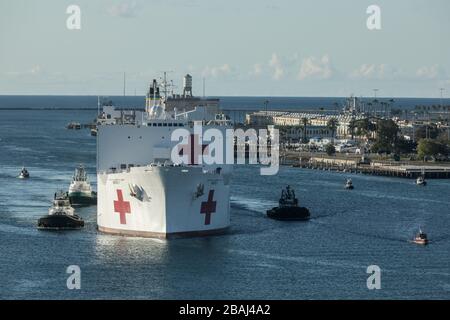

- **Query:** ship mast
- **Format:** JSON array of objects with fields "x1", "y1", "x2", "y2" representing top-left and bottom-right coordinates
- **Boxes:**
[
  {"x1": 153, "y1": 79, "x2": 157, "y2": 107},
  {"x1": 160, "y1": 70, "x2": 174, "y2": 100}
]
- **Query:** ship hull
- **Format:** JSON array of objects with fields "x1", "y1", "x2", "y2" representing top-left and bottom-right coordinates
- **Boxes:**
[
  {"x1": 97, "y1": 166, "x2": 231, "y2": 238},
  {"x1": 97, "y1": 225, "x2": 229, "y2": 239}
]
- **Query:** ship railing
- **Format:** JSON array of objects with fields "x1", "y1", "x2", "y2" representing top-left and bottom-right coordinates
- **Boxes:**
[{"x1": 102, "y1": 162, "x2": 223, "y2": 174}]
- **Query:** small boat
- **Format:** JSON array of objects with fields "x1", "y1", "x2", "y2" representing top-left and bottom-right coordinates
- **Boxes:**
[
  {"x1": 18, "y1": 167, "x2": 30, "y2": 179},
  {"x1": 416, "y1": 176, "x2": 427, "y2": 186},
  {"x1": 37, "y1": 191, "x2": 84, "y2": 230},
  {"x1": 412, "y1": 228, "x2": 429, "y2": 245},
  {"x1": 267, "y1": 185, "x2": 310, "y2": 221},
  {"x1": 345, "y1": 178, "x2": 354, "y2": 189},
  {"x1": 66, "y1": 122, "x2": 81, "y2": 130},
  {"x1": 68, "y1": 165, "x2": 97, "y2": 206}
]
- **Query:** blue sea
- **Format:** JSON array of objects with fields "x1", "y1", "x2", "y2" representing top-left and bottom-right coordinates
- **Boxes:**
[{"x1": 1, "y1": 96, "x2": 450, "y2": 299}]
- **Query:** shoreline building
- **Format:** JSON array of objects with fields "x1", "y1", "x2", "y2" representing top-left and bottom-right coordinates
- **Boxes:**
[{"x1": 246, "y1": 110, "x2": 365, "y2": 140}]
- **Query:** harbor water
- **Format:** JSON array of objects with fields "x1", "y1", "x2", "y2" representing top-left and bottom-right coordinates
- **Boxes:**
[{"x1": 1, "y1": 101, "x2": 450, "y2": 299}]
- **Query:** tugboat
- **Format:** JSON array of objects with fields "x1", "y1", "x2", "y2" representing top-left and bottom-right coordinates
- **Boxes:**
[
  {"x1": 37, "y1": 191, "x2": 84, "y2": 230},
  {"x1": 412, "y1": 228, "x2": 429, "y2": 245},
  {"x1": 68, "y1": 165, "x2": 97, "y2": 206},
  {"x1": 18, "y1": 167, "x2": 30, "y2": 179},
  {"x1": 345, "y1": 178, "x2": 354, "y2": 189},
  {"x1": 266, "y1": 185, "x2": 310, "y2": 221}
]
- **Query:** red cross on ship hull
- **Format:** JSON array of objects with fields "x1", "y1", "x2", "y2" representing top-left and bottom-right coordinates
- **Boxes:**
[
  {"x1": 114, "y1": 189, "x2": 131, "y2": 225},
  {"x1": 178, "y1": 134, "x2": 209, "y2": 165},
  {"x1": 200, "y1": 190, "x2": 217, "y2": 225}
]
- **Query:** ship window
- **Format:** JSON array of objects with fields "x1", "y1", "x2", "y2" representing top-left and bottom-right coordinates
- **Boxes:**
[
  {"x1": 128, "y1": 136, "x2": 131, "y2": 139},
  {"x1": 152, "y1": 123, "x2": 157, "y2": 127},
  {"x1": 168, "y1": 123, "x2": 173, "y2": 127},
  {"x1": 120, "y1": 164, "x2": 127, "y2": 169},
  {"x1": 163, "y1": 123, "x2": 167, "y2": 127},
  {"x1": 158, "y1": 123, "x2": 162, "y2": 127}
]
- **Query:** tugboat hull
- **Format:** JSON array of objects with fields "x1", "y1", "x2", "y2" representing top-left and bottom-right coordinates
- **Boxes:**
[
  {"x1": 37, "y1": 215, "x2": 84, "y2": 230},
  {"x1": 412, "y1": 239, "x2": 428, "y2": 245},
  {"x1": 69, "y1": 192, "x2": 97, "y2": 206},
  {"x1": 267, "y1": 207, "x2": 310, "y2": 221}
]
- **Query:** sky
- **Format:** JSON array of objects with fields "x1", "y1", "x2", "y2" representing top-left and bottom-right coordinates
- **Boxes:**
[{"x1": 0, "y1": 0, "x2": 449, "y2": 97}]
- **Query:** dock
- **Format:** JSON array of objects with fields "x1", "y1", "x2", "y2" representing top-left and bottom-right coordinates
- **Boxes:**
[
  {"x1": 357, "y1": 164, "x2": 450, "y2": 179},
  {"x1": 284, "y1": 152, "x2": 450, "y2": 179}
]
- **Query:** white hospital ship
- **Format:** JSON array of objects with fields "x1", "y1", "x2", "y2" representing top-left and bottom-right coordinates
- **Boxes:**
[{"x1": 96, "y1": 75, "x2": 232, "y2": 238}]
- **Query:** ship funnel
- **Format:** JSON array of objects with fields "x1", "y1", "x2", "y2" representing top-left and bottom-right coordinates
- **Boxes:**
[{"x1": 146, "y1": 79, "x2": 162, "y2": 110}]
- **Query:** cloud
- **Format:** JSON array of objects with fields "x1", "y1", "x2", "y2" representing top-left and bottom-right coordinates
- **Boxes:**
[
  {"x1": 416, "y1": 65, "x2": 446, "y2": 79},
  {"x1": 269, "y1": 53, "x2": 284, "y2": 80},
  {"x1": 249, "y1": 63, "x2": 263, "y2": 77},
  {"x1": 30, "y1": 65, "x2": 42, "y2": 75},
  {"x1": 107, "y1": 1, "x2": 139, "y2": 18},
  {"x1": 202, "y1": 64, "x2": 232, "y2": 78},
  {"x1": 6, "y1": 65, "x2": 42, "y2": 77},
  {"x1": 351, "y1": 64, "x2": 380, "y2": 79},
  {"x1": 297, "y1": 55, "x2": 333, "y2": 80},
  {"x1": 350, "y1": 63, "x2": 402, "y2": 80}
]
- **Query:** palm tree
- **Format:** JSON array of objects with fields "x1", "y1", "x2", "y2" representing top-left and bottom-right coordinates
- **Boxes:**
[
  {"x1": 355, "y1": 117, "x2": 375, "y2": 141},
  {"x1": 367, "y1": 102, "x2": 373, "y2": 117},
  {"x1": 389, "y1": 99, "x2": 395, "y2": 118},
  {"x1": 348, "y1": 118, "x2": 357, "y2": 139},
  {"x1": 300, "y1": 117, "x2": 309, "y2": 143},
  {"x1": 373, "y1": 99, "x2": 379, "y2": 117},
  {"x1": 327, "y1": 118, "x2": 339, "y2": 144}
]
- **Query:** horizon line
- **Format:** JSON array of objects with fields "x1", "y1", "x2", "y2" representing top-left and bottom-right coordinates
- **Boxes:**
[{"x1": 0, "y1": 94, "x2": 449, "y2": 100}]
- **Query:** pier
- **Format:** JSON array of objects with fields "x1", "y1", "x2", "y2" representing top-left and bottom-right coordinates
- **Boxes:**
[{"x1": 284, "y1": 152, "x2": 450, "y2": 179}]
